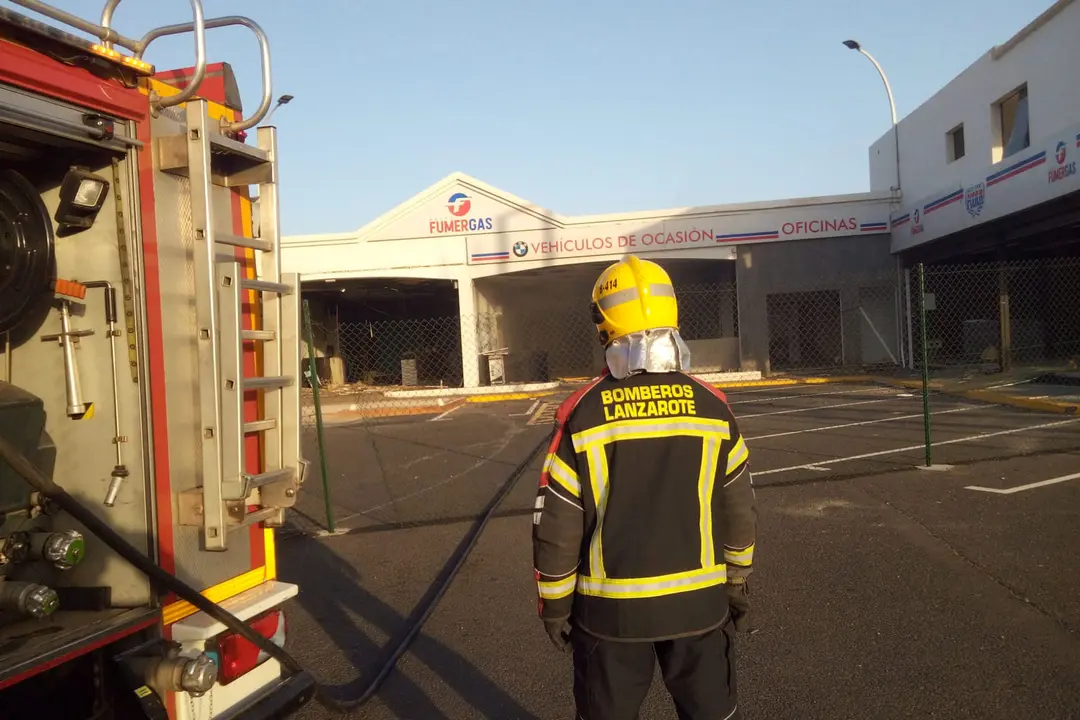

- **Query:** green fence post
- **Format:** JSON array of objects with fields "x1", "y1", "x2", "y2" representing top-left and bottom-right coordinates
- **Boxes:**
[
  {"x1": 918, "y1": 263, "x2": 932, "y2": 467},
  {"x1": 303, "y1": 299, "x2": 335, "y2": 533}
]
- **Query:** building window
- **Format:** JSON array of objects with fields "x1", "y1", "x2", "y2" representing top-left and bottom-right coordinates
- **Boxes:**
[
  {"x1": 994, "y1": 84, "x2": 1029, "y2": 161},
  {"x1": 946, "y1": 124, "x2": 965, "y2": 163}
]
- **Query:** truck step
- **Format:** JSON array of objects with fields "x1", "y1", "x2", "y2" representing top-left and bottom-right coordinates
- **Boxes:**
[
  {"x1": 158, "y1": 130, "x2": 273, "y2": 188},
  {"x1": 244, "y1": 375, "x2": 292, "y2": 390},
  {"x1": 241, "y1": 278, "x2": 292, "y2": 295},
  {"x1": 244, "y1": 467, "x2": 293, "y2": 491},
  {"x1": 217, "y1": 232, "x2": 272, "y2": 252},
  {"x1": 244, "y1": 418, "x2": 276, "y2": 433}
]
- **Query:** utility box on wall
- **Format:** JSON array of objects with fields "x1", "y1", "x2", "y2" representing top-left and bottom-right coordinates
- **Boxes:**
[{"x1": 482, "y1": 348, "x2": 508, "y2": 385}]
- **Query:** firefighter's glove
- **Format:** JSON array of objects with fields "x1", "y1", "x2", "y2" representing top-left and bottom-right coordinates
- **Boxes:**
[
  {"x1": 726, "y1": 579, "x2": 756, "y2": 634},
  {"x1": 543, "y1": 618, "x2": 573, "y2": 652}
]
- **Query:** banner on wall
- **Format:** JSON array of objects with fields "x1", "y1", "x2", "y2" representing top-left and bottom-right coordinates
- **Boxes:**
[
  {"x1": 464, "y1": 203, "x2": 892, "y2": 265},
  {"x1": 891, "y1": 118, "x2": 1080, "y2": 253}
]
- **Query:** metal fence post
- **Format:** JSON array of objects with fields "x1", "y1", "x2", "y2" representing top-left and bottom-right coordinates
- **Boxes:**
[
  {"x1": 918, "y1": 263, "x2": 932, "y2": 467},
  {"x1": 303, "y1": 299, "x2": 336, "y2": 533}
]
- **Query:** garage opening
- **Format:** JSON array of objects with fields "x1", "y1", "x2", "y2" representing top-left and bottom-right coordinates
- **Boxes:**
[
  {"x1": 767, "y1": 289, "x2": 843, "y2": 370},
  {"x1": 904, "y1": 189, "x2": 1080, "y2": 373},
  {"x1": 473, "y1": 258, "x2": 739, "y2": 383},
  {"x1": 302, "y1": 278, "x2": 462, "y2": 387}
]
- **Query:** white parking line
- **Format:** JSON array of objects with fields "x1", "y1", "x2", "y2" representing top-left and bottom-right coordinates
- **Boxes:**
[
  {"x1": 726, "y1": 382, "x2": 874, "y2": 396},
  {"x1": 965, "y1": 472, "x2": 1080, "y2": 495},
  {"x1": 749, "y1": 405, "x2": 979, "y2": 440},
  {"x1": 739, "y1": 398, "x2": 894, "y2": 419},
  {"x1": 754, "y1": 417, "x2": 1080, "y2": 476},
  {"x1": 730, "y1": 387, "x2": 892, "y2": 405},
  {"x1": 510, "y1": 399, "x2": 541, "y2": 417},
  {"x1": 430, "y1": 404, "x2": 463, "y2": 422}
]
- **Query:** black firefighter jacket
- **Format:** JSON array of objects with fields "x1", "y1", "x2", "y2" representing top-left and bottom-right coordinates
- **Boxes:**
[{"x1": 532, "y1": 369, "x2": 757, "y2": 641}]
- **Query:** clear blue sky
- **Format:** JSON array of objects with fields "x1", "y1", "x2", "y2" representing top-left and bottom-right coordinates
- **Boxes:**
[{"x1": 52, "y1": 0, "x2": 1047, "y2": 236}]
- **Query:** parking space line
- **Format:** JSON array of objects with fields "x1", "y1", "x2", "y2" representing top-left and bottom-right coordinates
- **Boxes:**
[
  {"x1": 510, "y1": 399, "x2": 541, "y2": 417},
  {"x1": 430, "y1": 404, "x2": 464, "y2": 422},
  {"x1": 749, "y1": 405, "x2": 979, "y2": 440},
  {"x1": 528, "y1": 402, "x2": 558, "y2": 426},
  {"x1": 725, "y1": 384, "x2": 834, "y2": 396},
  {"x1": 754, "y1": 417, "x2": 1080, "y2": 476},
  {"x1": 730, "y1": 387, "x2": 891, "y2": 405},
  {"x1": 740, "y1": 398, "x2": 894, "y2": 419},
  {"x1": 965, "y1": 472, "x2": 1080, "y2": 495}
]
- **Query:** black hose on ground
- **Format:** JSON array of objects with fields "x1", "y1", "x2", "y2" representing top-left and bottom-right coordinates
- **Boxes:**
[{"x1": 0, "y1": 429, "x2": 551, "y2": 714}]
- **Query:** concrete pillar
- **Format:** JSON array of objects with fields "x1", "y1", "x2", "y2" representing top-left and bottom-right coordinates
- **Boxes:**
[{"x1": 458, "y1": 277, "x2": 481, "y2": 388}]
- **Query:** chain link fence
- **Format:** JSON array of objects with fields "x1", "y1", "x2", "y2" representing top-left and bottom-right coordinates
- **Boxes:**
[
  {"x1": 762, "y1": 279, "x2": 903, "y2": 375},
  {"x1": 912, "y1": 256, "x2": 1080, "y2": 373},
  {"x1": 297, "y1": 256, "x2": 1080, "y2": 426},
  {"x1": 297, "y1": 272, "x2": 922, "y2": 426},
  {"x1": 289, "y1": 253, "x2": 1080, "y2": 534},
  {"x1": 299, "y1": 282, "x2": 743, "y2": 424}
]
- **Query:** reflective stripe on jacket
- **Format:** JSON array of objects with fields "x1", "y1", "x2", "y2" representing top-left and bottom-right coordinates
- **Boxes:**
[{"x1": 532, "y1": 370, "x2": 757, "y2": 641}]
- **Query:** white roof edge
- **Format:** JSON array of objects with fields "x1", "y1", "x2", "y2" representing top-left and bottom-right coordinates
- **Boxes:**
[
  {"x1": 562, "y1": 190, "x2": 894, "y2": 225},
  {"x1": 991, "y1": 0, "x2": 1074, "y2": 60},
  {"x1": 449, "y1": 173, "x2": 567, "y2": 225},
  {"x1": 870, "y1": 0, "x2": 1073, "y2": 148},
  {"x1": 284, "y1": 173, "x2": 894, "y2": 244},
  {"x1": 282, "y1": 232, "x2": 356, "y2": 246},
  {"x1": 348, "y1": 171, "x2": 566, "y2": 242}
]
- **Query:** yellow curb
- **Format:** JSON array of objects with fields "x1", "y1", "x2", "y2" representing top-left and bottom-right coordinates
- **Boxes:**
[
  {"x1": 711, "y1": 375, "x2": 871, "y2": 389},
  {"x1": 866, "y1": 376, "x2": 1078, "y2": 414},
  {"x1": 466, "y1": 391, "x2": 556, "y2": 404},
  {"x1": 866, "y1": 376, "x2": 946, "y2": 391},
  {"x1": 322, "y1": 401, "x2": 463, "y2": 422},
  {"x1": 956, "y1": 388, "x2": 1079, "y2": 415}
]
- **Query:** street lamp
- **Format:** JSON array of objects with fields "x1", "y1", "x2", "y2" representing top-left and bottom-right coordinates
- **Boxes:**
[
  {"x1": 265, "y1": 94, "x2": 294, "y2": 122},
  {"x1": 843, "y1": 39, "x2": 900, "y2": 194}
]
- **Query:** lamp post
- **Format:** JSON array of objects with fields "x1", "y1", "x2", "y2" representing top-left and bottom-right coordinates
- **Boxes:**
[
  {"x1": 843, "y1": 40, "x2": 900, "y2": 195},
  {"x1": 264, "y1": 94, "x2": 294, "y2": 123},
  {"x1": 844, "y1": 40, "x2": 909, "y2": 371}
]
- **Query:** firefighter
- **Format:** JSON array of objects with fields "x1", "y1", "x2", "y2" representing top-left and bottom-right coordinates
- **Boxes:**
[{"x1": 531, "y1": 255, "x2": 757, "y2": 720}]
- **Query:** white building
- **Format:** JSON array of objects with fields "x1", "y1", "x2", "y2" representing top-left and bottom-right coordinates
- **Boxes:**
[
  {"x1": 285, "y1": 0, "x2": 1080, "y2": 389},
  {"x1": 874, "y1": 0, "x2": 1080, "y2": 260}
]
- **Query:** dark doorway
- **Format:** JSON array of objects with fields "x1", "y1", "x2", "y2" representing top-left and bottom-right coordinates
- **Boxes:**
[{"x1": 767, "y1": 289, "x2": 843, "y2": 370}]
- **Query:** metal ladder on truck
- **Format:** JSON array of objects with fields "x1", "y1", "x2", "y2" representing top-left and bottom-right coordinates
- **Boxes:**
[
  {"x1": 9, "y1": 0, "x2": 303, "y2": 551},
  {"x1": 168, "y1": 100, "x2": 303, "y2": 551},
  {"x1": 134, "y1": 7, "x2": 304, "y2": 550}
]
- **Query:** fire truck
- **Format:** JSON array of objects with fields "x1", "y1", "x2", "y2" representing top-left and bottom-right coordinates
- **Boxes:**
[{"x1": 0, "y1": 1, "x2": 314, "y2": 717}]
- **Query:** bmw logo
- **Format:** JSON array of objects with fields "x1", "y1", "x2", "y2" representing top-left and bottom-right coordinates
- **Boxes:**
[{"x1": 512, "y1": 241, "x2": 528, "y2": 258}]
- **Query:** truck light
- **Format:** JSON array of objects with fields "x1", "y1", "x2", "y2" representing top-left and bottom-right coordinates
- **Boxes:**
[
  {"x1": 209, "y1": 609, "x2": 287, "y2": 685},
  {"x1": 89, "y1": 44, "x2": 156, "y2": 75},
  {"x1": 54, "y1": 167, "x2": 110, "y2": 233}
]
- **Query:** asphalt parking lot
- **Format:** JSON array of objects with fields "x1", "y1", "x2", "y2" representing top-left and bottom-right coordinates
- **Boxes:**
[{"x1": 279, "y1": 382, "x2": 1080, "y2": 719}]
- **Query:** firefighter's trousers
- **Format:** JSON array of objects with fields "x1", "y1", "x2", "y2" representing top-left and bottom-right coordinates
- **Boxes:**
[{"x1": 570, "y1": 621, "x2": 740, "y2": 720}]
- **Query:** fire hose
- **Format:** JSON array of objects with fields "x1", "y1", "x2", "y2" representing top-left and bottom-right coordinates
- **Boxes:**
[{"x1": 0, "y1": 428, "x2": 552, "y2": 714}]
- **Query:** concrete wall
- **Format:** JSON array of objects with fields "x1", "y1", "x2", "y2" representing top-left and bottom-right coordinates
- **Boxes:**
[
  {"x1": 474, "y1": 268, "x2": 604, "y2": 382},
  {"x1": 736, "y1": 234, "x2": 899, "y2": 374},
  {"x1": 684, "y1": 338, "x2": 741, "y2": 373},
  {"x1": 869, "y1": 0, "x2": 1080, "y2": 200}
]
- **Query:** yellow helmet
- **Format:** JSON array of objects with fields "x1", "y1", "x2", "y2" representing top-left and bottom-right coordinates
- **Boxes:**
[{"x1": 590, "y1": 255, "x2": 678, "y2": 345}]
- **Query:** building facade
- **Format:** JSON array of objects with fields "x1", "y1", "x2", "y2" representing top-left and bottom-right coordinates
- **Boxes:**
[
  {"x1": 285, "y1": 176, "x2": 897, "y2": 388},
  {"x1": 875, "y1": 0, "x2": 1079, "y2": 260}
]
